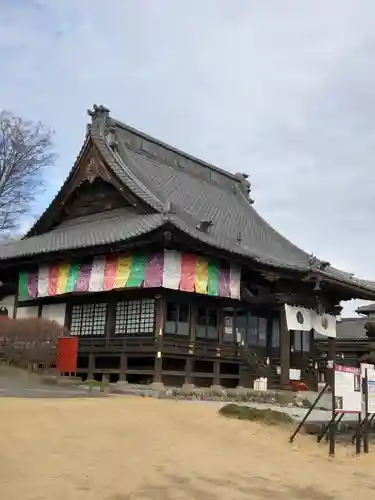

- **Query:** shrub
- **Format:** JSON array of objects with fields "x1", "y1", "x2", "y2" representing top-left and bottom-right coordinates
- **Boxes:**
[
  {"x1": 290, "y1": 380, "x2": 308, "y2": 392},
  {"x1": 219, "y1": 403, "x2": 293, "y2": 425},
  {"x1": 0, "y1": 317, "x2": 68, "y2": 368}
]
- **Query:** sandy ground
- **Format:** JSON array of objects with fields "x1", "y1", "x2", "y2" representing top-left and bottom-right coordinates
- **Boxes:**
[{"x1": 0, "y1": 397, "x2": 374, "y2": 500}]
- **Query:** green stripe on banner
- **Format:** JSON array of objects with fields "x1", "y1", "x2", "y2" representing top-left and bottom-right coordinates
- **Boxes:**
[
  {"x1": 207, "y1": 260, "x2": 219, "y2": 296},
  {"x1": 126, "y1": 253, "x2": 147, "y2": 288},
  {"x1": 18, "y1": 271, "x2": 30, "y2": 301},
  {"x1": 65, "y1": 263, "x2": 80, "y2": 292}
]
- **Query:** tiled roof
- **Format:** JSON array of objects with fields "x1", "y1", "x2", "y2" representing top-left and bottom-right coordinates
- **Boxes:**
[
  {"x1": 336, "y1": 317, "x2": 368, "y2": 340},
  {"x1": 0, "y1": 210, "x2": 164, "y2": 260},
  {"x1": 357, "y1": 302, "x2": 375, "y2": 315},
  {"x1": 1, "y1": 104, "x2": 375, "y2": 298},
  {"x1": 125, "y1": 150, "x2": 312, "y2": 269},
  {"x1": 315, "y1": 317, "x2": 368, "y2": 341}
]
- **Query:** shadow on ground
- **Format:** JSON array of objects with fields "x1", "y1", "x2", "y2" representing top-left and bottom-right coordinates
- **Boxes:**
[{"x1": 107, "y1": 472, "x2": 336, "y2": 500}]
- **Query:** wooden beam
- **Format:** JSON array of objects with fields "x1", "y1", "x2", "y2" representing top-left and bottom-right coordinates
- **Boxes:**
[{"x1": 279, "y1": 305, "x2": 291, "y2": 389}]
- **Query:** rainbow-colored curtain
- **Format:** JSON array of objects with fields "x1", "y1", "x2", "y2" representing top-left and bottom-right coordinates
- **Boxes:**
[{"x1": 18, "y1": 250, "x2": 241, "y2": 301}]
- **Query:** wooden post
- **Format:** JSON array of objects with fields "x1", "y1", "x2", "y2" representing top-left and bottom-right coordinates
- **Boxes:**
[
  {"x1": 213, "y1": 360, "x2": 220, "y2": 385},
  {"x1": 119, "y1": 353, "x2": 127, "y2": 382},
  {"x1": 190, "y1": 302, "x2": 197, "y2": 342},
  {"x1": 279, "y1": 306, "x2": 290, "y2": 389},
  {"x1": 88, "y1": 353, "x2": 95, "y2": 380},
  {"x1": 185, "y1": 357, "x2": 193, "y2": 385},
  {"x1": 153, "y1": 295, "x2": 164, "y2": 385},
  {"x1": 154, "y1": 353, "x2": 162, "y2": 383}
]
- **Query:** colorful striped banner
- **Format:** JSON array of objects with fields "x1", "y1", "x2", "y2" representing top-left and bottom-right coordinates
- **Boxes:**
[{"x1": 18, "y1": 251, "x2": 241, "y2": 301}]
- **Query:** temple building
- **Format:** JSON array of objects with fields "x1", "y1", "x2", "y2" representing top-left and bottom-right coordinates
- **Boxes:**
[{"x1": 1, "y1": 104, "x2": 375, "y2": 389}]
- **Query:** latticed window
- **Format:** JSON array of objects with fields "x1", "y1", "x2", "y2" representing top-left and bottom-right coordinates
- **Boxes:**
[
  {"x1": 70, "y1": 303, "x2": 107, "y2": 336},
  {"x1": 115, "y1": 298, "x2": 155, "y2": 335}
]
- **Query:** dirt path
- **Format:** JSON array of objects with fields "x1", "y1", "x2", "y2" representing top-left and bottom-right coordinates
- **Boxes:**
[{"x1": 0, "y1": 397, "x2": 373, "y2": 500}]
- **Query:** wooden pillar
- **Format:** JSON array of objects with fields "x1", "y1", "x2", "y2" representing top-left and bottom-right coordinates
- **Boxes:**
[
  {"x1": 185, "y1": 357, "x2": 193, "y2": 384},
  {"x1": 190, "y1": 302, "x2": 197, "y2": 342},
  {"x1": 279, "y1": 306, "x2": 291, "y2": 389},
  {"x1": 12, "y1": 293, "x2": 19, "y2": 319},
  {"x1": 119, "y1": 353, "x2": 127, "y2": 381},
  {"x1": 88, "y1": 353, "x2": 95, "y2": 380},
  {"x1": 153, "y1": 295, "x2": 164, "y2": 385},
  {"x1": 154, "y1": 353, "x2": 162, "y2": 383},
  {"x1": 213, "y1": 360, "x2": 220, "y2": 385}
]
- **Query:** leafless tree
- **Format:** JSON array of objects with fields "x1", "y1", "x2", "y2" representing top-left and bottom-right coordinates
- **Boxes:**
[
  {"x1": 0, "y1": 111, "x2": 55, "y2": 236},
  {"x1": 0, "y1": 317, "x2": 67, "y2": 369}
]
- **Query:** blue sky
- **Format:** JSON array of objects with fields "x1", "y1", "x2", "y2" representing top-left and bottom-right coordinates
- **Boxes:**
[{"x1": 1, "y1": 0, "x2": 375, "y2": 315}]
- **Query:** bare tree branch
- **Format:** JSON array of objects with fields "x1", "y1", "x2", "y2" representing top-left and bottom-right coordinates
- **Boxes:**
[{"x1": 0, "y1": 111, "x2": 56, "y2": 237}]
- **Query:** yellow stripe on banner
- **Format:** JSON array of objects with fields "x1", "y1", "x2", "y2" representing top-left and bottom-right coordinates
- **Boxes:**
[
  {"x1": 56, "y1": 263, "x2": 69, "y2": 295},
  {"x1": 195, "y1": 256, "x2": 209, "y2": 294},
  {"x1": 114, "y1": 255, "x2": 132, "y2": 288}
]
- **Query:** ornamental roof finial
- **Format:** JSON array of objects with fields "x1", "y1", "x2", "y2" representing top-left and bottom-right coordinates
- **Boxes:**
[{"x1": 87, "y1": 104, "x2": 110, "y2": 122}]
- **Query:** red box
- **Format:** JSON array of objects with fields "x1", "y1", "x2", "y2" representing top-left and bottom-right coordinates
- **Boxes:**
[{"x1": 56, "y1": 337, "x2": 79, "y2": 373}]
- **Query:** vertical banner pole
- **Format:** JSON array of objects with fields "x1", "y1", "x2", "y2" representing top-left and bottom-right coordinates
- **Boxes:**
[
  {"x1": 364, "y1": 368, "x2": 369, "y2": 453},
  {"x1": 328, "y1": 337, "x2": 336, "y2": 458}
]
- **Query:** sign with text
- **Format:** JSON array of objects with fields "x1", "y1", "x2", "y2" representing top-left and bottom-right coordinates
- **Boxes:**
[
  {"x1": 334, "y1": 365, "x2": 362, "y2": 413},
  {"x1": 366, "y1": 369, "x2": 375, "y2": 414}
]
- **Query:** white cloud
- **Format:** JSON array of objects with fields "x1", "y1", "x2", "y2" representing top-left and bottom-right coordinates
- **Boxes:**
[{"x1": 1, "y1": 0, "x2": 375, "y2": 315}]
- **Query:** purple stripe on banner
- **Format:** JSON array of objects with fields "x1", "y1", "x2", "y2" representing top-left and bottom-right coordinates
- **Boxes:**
[
  {"x1": 27, "y1": 272, "x2": 38, "y2": 299},
  {"x1": 219, "y1": 267, "x2": 231, "y2": 298},
  {"x1": 144, "y1": 253, "x2": 164, "y2": 288},
  {"x1": 75, "y1": 263, "x2": 92, "y2": 292}
]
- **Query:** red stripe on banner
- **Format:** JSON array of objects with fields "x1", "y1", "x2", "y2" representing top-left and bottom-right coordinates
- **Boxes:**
[
  {"x1": 103, "y1": 255, "x2": 118, "y2": 290},
  {"x1": 48, "y1": 264, "x2": 60, "y2": 296},
  {"x1": 56, "y1": 337, "x2": 78, "y2": 373},
  {"x1": 179, "y1": 253, "x2": 196, "y2": 292}
]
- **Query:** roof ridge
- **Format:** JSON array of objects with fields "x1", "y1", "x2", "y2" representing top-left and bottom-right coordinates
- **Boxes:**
[{"x1": 112, "y1": 119, "x2": 241, "y2": 183}]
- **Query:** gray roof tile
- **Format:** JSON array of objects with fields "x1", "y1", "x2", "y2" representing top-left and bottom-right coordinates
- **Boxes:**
[
  {"x1": 314, "y1": 317, "x2": 368, "y2": 340},
  {"x1": 124, "y1": 150, "x2": 312, "y2": 268},
  {"x1": 0, "y1": 210, "x2": 164, "y2": 260}
]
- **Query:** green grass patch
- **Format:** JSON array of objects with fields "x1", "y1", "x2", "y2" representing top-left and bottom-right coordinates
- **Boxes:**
[{"x1": 219, "y1": 403, "x2": 293, "y2": 426}]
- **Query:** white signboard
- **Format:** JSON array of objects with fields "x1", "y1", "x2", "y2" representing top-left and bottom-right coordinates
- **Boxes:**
[
  {"x1": 366, "y1": 369, "x2": 375, "y2": 414},
  {"x1": 334, "y1": 365, "x2": 362, "y2": 413}
]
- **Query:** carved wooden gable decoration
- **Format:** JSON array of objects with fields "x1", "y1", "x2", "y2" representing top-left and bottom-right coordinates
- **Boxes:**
[{"x1": 28, "y1": 139, "x2": 151, "y2": 236}]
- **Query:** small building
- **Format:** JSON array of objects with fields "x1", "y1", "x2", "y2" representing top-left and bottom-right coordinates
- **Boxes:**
[{"x1": 1, "y1": 104, "x2": 375, "y2": 389}]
